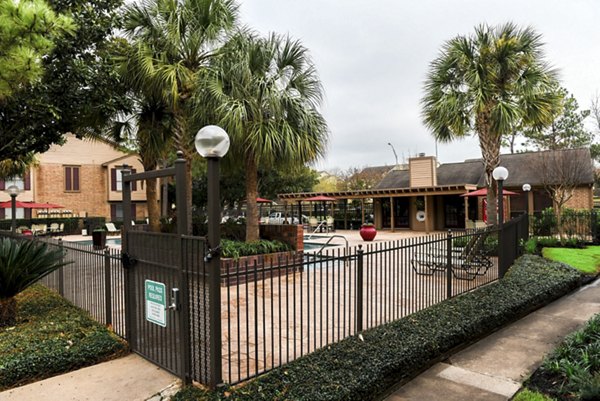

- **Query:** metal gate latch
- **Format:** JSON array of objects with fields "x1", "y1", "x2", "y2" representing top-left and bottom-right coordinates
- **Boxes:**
[{"x1": 167, "y1": 288, "x2": 180, "y2": 311}]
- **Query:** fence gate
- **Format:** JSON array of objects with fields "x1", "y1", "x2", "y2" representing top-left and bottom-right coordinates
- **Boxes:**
[{"x1": 123, "y1": 230, "x2": 211, "y2": 383}]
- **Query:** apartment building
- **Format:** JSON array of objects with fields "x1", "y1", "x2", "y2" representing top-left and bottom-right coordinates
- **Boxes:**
[{"x1": 0, "y1": 134, "x2": 154, "y2": 221}]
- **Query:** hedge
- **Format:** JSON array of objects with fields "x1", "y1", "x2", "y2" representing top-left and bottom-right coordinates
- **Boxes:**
[
  {"x1": 173, "y1": 255, "x2": 584, "y2": 401},
  {"x1": 0, "y1": 285, "x2": 128, "y2": 390}
]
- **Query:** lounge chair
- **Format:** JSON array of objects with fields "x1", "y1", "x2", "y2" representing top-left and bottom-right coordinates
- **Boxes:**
[
  {"x1": 31, "y1": 224, "x2": 48, "y2": 236},
  {"x1": 308, "y1": 217, "x2": 318, "y2": 231},
  {"x1": 105, "y1": 222, "x2": 120, "y2": 235},
  {"x1": 326, "y1": 216, "x2": 335, "y2": 232},
  {"x1": 49, "y1": 223, "x2": 60, "y2": 234},
  {"x1": 411, "y1": 229, "x2": 493, "y2": 280}
]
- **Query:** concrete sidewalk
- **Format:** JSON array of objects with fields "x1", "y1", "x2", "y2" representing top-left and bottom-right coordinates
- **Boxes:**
[
  {"x1": 0, "y1": 354, "x2": 179, "y2": 401},
  {"x1": 385, "y1": 278, "x2": 600, "y2": 401}
]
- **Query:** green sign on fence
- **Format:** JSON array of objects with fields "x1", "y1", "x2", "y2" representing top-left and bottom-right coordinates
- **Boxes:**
[{"x1": 145, "y1": 279, "x2": 167, "y2": 327}]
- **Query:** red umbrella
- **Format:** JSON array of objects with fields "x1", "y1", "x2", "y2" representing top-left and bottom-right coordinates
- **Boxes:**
[
  {"x1": 460, "y1": 188, "x2": 518, "y2": 197},
  {"x1": 0, "y1": 201, "x2": 64, "y2": 209},
  {"x1": 256, "y1": 197, "x2": 273, "y2": 203},
  {"x1": 304, "y1": 195, "x2": 337, "y2": 202}
]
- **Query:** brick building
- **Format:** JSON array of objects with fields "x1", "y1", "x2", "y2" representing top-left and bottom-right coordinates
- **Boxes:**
[
  {"x1": 279, "y1": 148, "x2": 595, "y2": 232},
  {"x1": 0, "y1": 134, "x2": 155, "y2": 221}
]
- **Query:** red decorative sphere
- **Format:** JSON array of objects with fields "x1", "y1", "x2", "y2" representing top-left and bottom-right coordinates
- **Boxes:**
[{"x1": 359, "y1": 225, "x2": 377, "y2": 241}]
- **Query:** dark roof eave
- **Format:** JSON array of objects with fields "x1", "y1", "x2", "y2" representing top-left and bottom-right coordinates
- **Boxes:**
[{"x1": 278, "y1": 184, "x2": 478, "y2": 200}]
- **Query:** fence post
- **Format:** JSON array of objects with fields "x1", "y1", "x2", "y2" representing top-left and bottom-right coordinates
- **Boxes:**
[
  {"x1": 592, "y1": 210, "x2": 598, "y2": 244},
  {"x1": 175, "y1": 154, "x2": 192, "y2": 386},
  {"x1": 446, "y1": 230, "x2": 452, "y2": 299},
  {"x1": 104, "y1": 248, "x2": 112, "y2": 327},
  {"x1": 498, "y1": 224, "x2": 506, "y2": 279},
  {"x1": 58, "y1": 238, "x2": 64, "y2": 297},
  {"x1": 356, "y1": 245, "x2": 364, "y2": 333}
]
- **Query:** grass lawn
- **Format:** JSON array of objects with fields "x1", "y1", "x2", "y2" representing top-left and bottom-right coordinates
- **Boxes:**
[
  {"x1": 0, "y1": 285, "x2": 128, "y2": 390},
  {"x1": 542, "y1": 246, "x2": 600, "y2": 274}
]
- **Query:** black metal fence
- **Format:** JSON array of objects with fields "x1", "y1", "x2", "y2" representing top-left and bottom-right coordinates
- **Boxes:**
[
  {"x1": 529, "y1": 208, "x2": 599, "y2": 243},
  {"x1": 0, "y1": 213, "x2": 529, "y2": 387},
  {"x1": 0, "y1": 234, "x2": 126, "y2": 338},
  {"x1": 221, "y1": 214, "x2": 529, "y2": 383}
]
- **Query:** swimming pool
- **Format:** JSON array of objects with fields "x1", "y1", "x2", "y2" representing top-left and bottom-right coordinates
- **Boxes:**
[{"x1": 72, "y1": 238, "x2": 122, "y2": 246}]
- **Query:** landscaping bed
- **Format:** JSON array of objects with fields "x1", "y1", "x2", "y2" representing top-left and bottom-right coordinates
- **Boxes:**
[
  {"x1": 518, "y1": 313, "x2": 600, "y2": 401},
  {"x1": 0, "y1": 285, "x2": 128, "y2": 390},
  {"x1": 173, "y1": 254, "x2": 583, "y2": 401}
]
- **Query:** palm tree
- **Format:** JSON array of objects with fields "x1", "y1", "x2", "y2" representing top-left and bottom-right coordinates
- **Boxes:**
[
  {"x1": 422, "y1": 23, "x2": 560, "y2": 225},
  {"x1": 119, "y1": 0, "x2": 238, "y2": 233},
  {"x1": 0, "y1": 238, "x2": 68, "y2": 327},
  {"x1": 202, "y1": 31, "x2": 328, "y2": 241},
  {"x1": 106, "y1": 96, "x2": 174, "y2": 232}
]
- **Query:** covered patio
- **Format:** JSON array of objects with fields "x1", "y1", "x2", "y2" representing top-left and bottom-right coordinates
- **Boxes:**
[{"x1": 278, "y1": 184, "x2": 483, "y2": 233}]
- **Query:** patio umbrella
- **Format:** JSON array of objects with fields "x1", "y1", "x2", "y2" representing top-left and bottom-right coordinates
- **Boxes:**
[
  {"x1": 0, "y1": 201, "x2": 63, "y2": 209},
  {"x1": 460, "y1": 188, "x2": 518, "y2": 197},
  {"x1": 256, "y1": 197, "x2": 273, "y2": 219},
  {"x1": 304, "y1": 195, "x2": 337, "y2": 220}
]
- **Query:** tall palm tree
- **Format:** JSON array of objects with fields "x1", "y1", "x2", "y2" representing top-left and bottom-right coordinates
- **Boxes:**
[
  {"x1": 106, "y1": 96, "x2": 173, "y2": 232},
  {"x1": 422, "y1": 23, "x2": 560, "y2": 225},
  {"x1": 202, "y1": 31, "x2": 328, "y2": 241},
  {"x1": 119, "y1": 0, "x2": 238, "y2": 233}
]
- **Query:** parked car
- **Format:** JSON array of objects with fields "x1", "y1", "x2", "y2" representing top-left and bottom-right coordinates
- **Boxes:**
[{"x1": 260, "y1": 212, "x2": 299, "y2": 224}]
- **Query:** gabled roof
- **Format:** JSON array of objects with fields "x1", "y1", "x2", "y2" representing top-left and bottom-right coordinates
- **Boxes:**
[
  {"x1": 101, "y1": 153, "x2": 140, "y2": 167},
  {"x1": 376, "y1": 148, "x2": 594, "y2": 190}
]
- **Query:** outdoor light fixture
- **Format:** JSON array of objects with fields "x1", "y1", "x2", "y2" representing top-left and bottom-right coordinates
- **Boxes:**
[
  {"x1": 194, "y1": 125, "x2": 230, "y2": 158},
  {"x1": 522, "y1": 183, "x2": 531, "y2": 215},
  {"x1": 195, "y1": 125, "x2": 229, "y2": 385},
  {"x1": 492, "y1": 166, "x2": 509, "y2": 226},
  {"x1": 492, "y1": 166, "x2": 509, "y2": 182},
  {"x1": 5, "y1": 184, "x2": 21, "y2": 234}
]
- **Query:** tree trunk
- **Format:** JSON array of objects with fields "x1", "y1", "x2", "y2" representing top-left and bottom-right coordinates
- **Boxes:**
[
  {"x1": 0, "y1": 297, "x2": 17, "y2": 327},
  {"x1": 477, "y1": 113, "x2": 501, "y2": 226},
  {"x1": 245, "y1": 155, "x2": 260, "y2": 242},
  {"x1": 146, "y1": 176, "x2": 161, "y2": 232}
]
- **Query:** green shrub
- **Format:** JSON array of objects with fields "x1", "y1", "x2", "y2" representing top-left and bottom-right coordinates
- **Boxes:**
[
  {"x1": 174, "y1": 255, "x2": 582, "y2": 401},
  {"x1": 0, "y1": 285, "x2": 127, "y2": 390},
  {"x1": 220, "y1": 239, "x2": 291, "y2": 259},
  {"x1": 532, "y1": 208, "x2": 558, "y2": 236},
  {"x1": 527, "y1": 314, "x2": 600, "y2": 400}
]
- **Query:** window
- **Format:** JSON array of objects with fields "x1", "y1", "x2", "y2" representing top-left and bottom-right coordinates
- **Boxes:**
[
  {"x1": 111, "y1": 203, "x2": 136, "y2": 221},
  {"x1": 111, "y1": 167, "x2": 137, "y2": 192},
  {"x1": 65, "y1": 166, "x2": 80, "y2": 192},
  {"x1": 0, "y1": 170, "x2": 30, "y2": 191}
]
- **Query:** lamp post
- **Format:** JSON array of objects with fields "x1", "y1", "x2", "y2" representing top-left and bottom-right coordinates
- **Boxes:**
[
  {"x1": 492, "y1": 166, "x2": 509, "y2": 226},
  {"x1": 5, "y1": 185, "x2": 20, "y2": 234},
  {"x1": 194, "y1": 125, "x2": 230, "y2": 387},
  {"x1": 388, "y1": 142, "x2": 399, "y2": 166},
  {"x1": 522, "y1": 183, "x2": 531, "y2": 216}
]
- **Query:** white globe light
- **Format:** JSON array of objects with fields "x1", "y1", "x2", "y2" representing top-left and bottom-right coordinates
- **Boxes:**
[
  {"x1": 5, "y1": 184, "x2": 20, "y2": 196},
  {"x1": 522, "y1": 183, "x2": 531, "y2": 192},
  {"x1": 492, "y1": 166, "x2": 509, "y2": 181},
  {"x1": 194, "y1": 125, "x2": 230, "y2": 158}
]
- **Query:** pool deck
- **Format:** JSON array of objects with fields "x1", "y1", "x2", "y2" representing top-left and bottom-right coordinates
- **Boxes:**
[{"x1": 302, "y1": 229, "x2": 445, "y2": 250}]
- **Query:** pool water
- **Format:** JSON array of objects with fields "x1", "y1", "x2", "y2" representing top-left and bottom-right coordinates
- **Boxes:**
[
  {"x1": 303, "y1": 242, "x2": 337, "y2": 251},
  {"x1": 74, "y1": 238, "x2": 122, "y2": 246}
]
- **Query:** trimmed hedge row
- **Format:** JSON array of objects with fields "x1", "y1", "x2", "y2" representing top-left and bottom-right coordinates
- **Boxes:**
[
  {"x1": 173, "y1": 255, "x2": 583, "y2": 401},
  {"x1": 0, "y1": 285, "x2": 128, "y2": 390}
]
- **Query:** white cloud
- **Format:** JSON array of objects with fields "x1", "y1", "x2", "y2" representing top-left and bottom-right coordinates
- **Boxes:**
[{"x1": 239, "y1": 0, "x2": 600, "y2": 171}]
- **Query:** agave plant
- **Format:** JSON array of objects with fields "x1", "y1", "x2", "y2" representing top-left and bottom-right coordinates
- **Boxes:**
[{"x1": 0, "y1": 238, "x2": 68, "y2": 327}]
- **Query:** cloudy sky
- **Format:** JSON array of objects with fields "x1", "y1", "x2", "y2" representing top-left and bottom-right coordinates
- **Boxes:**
[{"x1": 239, "y1": 0, "x2": 600, "y2": 172}]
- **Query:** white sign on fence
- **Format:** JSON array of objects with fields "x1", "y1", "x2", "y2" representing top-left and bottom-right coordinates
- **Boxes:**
[{"x1": 145, "y1": 279, "x2": 167, "y2": 327}]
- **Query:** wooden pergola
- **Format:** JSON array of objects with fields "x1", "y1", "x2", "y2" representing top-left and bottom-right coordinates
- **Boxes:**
[{"x1": 279, "y1": 184, "x2": 478, "y2": 232}]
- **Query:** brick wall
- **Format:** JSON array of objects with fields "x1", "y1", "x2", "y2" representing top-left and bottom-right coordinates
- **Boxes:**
[
  {"x1": 36, "y1": 164, "x2": 109, "y2": 218},
  {"x1": 260, "y1": 224, "x2": 304, "y2": 251},
  {"x1": 565, "y1": 187, "x2": 593, "y2": 210}
]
